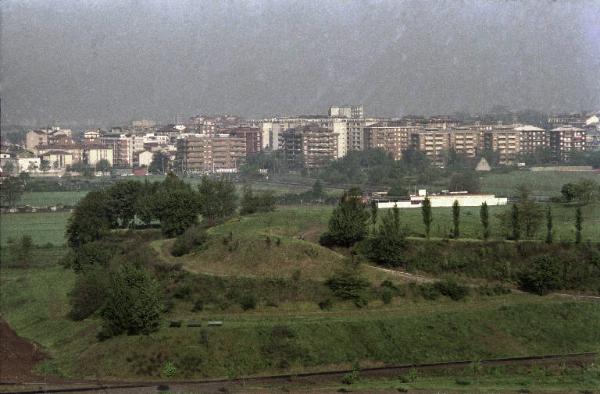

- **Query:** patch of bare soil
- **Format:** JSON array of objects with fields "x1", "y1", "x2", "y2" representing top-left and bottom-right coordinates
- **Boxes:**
[{"x1": 0, "y1": 319, "x2": 45, "y2": 383}]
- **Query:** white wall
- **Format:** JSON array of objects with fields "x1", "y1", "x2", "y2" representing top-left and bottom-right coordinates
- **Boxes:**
[{"x1": 377, "y1": 194, "x2": 507, "y2": 209}]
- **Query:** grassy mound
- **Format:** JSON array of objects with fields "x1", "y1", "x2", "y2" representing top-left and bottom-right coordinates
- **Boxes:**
[{"x1": 153, "y1": 208, "x2": 394, "y2": 283}]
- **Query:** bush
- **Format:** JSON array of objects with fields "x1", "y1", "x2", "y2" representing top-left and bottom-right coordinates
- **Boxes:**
[
  {"x1": 418, "y1": 283, "x2": 441, "y2": 300},
  {"x1": 192, "y1": 299, "x2": 204, "y2": 312},
  {"x1": 380, "y1": 288, "x2": 393, "y2": 304},
  {"x1": 68, "y1": 267, "x2": 110, "y2": 320},
  {"x1": 69, "y1": 241, "x2": 118, "y2": 272},
  {"x1": 318, "y1": 299, "x2": 333, "y2": 310},
  {"x1": 99, "y1": 265, "x2": 163, "y2": 338},
  {"x1": 325, "y1": 261, "x2": 370, "y2": 307},
  {"x1": 518, "y1": 255, "x2": 562, "y2": 295},
  {"x1": 171, "y1": 225, "x2": 208, "y2": 257},
  {"x1": 239, "y1": 294, "x2": 257, "y2": 311},
  {"x1": 433, "y1": 279, "x2": 470, "y2": 301}
]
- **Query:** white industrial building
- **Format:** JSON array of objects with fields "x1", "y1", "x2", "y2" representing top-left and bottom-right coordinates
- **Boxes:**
[{"x1": 376, "y1": 190, "x2": 507, "y2": 209}]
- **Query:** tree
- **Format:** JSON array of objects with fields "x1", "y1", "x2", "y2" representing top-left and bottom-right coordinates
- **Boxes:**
[
  {"x1": 108, "y1": 180, "x2": 143, "y2": 228},
  {"x1": 518, "y1": 255, "x2": 562, "y2": 295},
  {"x1": 95, "y1": 159, "x2": 111, "y2": 173},
  {"x1": 66, "y1": 190, "x2": 115, "y2": 248},
  {"x1": 368, "y1": 207, "x2": 406, "y2": 266},
  {"x1": 148, "y1": 151, "x2": 170, "y2": 174},
  {"x1": 370, "y1": 200, "x2": 378, "y2": 227},
  {"x1": 452, "y1": 200, "x2": 460, "y2": 239},
  {"x1": 575, "y1": 207, "x2": 583, "y2": 244},
  {"x1": 40, "y1": 160, "x2": 51, "y2": 172},
  {"x1": 510, "y1": 204, "x2": 520, "y2": 241},
  {"x1": 197, "y1": 176, "x2": 237, "y2": 222},
  {"x1": 421, "y1": 197, "x2": 432, "y2": 238},
  {"x1": 99, "y1": 265, "x2": 163, "y2": 338},
  {"x1": 496, "y1": 185, "x2": 542, "y2": 239},
  {"x1": 68, "y1": 267, "x2": 110, "y2": 321},
  {"x1": 325, "y1": 260, "x2": 370, "y2": 307},
  {"x1": 135, "y1": 180, "x2": 160, "y2": 226},
  {"x1": 240, "y1": 185, "x2": 275, "y2": 215},
  {"x1": 545, "y1": 206, "x2": 553, "y2": 244},
  {"x1": 9, "y1": 235, "x2": 33, "y2": 268},
  {"x1": 311, "y1": 180, "x2": 325, "y2": 200},
  {"x1": 0, "y1": 176, "x2": 24, "y2": 208},
  {"x1": 2, "y1": 160, "x2": 15, "y2": 175},
  {"x1": 449, "y1": 171, "x2": 480, "y2": 193},
  {"x1": 320, "y1": 188, "x2": 369, "y2": 247},
  {"x1": 155, "y1": 187, "x2": 201, "y2": 237},
  {"x1": 480, "y1": 202, "x2": 490, "y2": 240},
  {"x1": 387, "y1": 183, "x2": 408, "y2": 197}
]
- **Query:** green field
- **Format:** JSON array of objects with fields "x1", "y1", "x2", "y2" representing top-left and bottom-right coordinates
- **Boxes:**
[
  {"x1": 1, "y1": 200, "x2": 598, "y2": 248},
  {"x1": 0, "y1": 212, "x2": 71, "y2": 246},
  {"x1": 19, "y1": 191, "x2": 88, "y2": 207},
  {"x1": 480, "y1": 171, "x2": 600, "y2": 197},
  {"x1": 381, "y1": 202, "x2": 600, "y2": 242},
  {"x1": 2, "y1": 264, "x2": 599, "y2": 380}
]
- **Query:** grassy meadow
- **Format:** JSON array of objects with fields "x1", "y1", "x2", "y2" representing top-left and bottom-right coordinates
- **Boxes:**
[
  {"x1": 480, "y1": 170, "x2": 599, "y2": 197},
  {"x1": 19, "y1": 191, "x2": 88, "y2": 207},
  {"x1": 0, "y1": 212, "x2": 70, "y2": 246}
]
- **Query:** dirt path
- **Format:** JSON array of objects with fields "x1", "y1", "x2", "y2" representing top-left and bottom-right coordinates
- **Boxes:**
[{"x1": 0, "y1": 319, "x2": 46, "y2": 383}]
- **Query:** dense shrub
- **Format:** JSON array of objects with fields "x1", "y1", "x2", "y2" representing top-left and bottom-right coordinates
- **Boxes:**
[
  {"x1": 240, "y1": 185, "x2": 276, "y2": 215},
  {"x1": 518, "y1": 255, "x2": 562, "y2": 295},
  {"x1": 433, "y1": 279, "x2": 470, "y2": 301},
  {"x1": 325, "y1": 262, "x2": 370, "y2": 307},
  {"x1": 171, "y1": 225, "x2": 208, "y2": 257},
  {"x1": 68, "y1": 241, "x2": 118, "y2": 272},
  {"x1": 239, "y1": 294, "x2": 257, "y2": 311},
  {"x1": 99, "y1": 265, "x2": 163, "y2": 338},
  {"x1": 68, "y1": 267, "x2": 110, "y2": 320}
]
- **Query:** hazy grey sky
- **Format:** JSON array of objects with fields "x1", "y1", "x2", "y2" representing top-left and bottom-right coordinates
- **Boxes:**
[{"x1": 1, "y1": 0, "x2": 599, "y2": 127}]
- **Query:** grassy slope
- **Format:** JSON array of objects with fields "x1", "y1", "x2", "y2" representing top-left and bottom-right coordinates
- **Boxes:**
[
  {"x1": 153, "y1": 207, "x2": 394, "y2": 283},
  {"x1": 2, "y1": 265, "x2": 599, "y2": 380}
]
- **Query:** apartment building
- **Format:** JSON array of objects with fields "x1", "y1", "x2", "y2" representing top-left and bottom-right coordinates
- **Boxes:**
[
  {"x1": 364, "y1": 121, "x2": 414, "y2": 160},
  {"x1": 483, "y1": 126, "x2": 521, "y2": 165},
  {"x1": 515, "y1": 125, "x2": 546, "y2": 156},
  {"x1": 85, "y1": 145, "x2": 114, "y2": 167},
  {"x1": 37, "y1": 144, "x2": 83, "y2": 163},
  {"x1": 548, "y1": 126, "x2": 586, "y2": 161},
  {"x1": 329, "y1": 105, "x2": 364, "y2": 119},
  {"x1": 100, "y1": 133, "x2": 133, "y2": 167},
  {"x1": 25, "y1": 130, "x2": 48, "y2": 152},
  {"x1": 449, "y1": 126, "x2": 481, "y2": 157},
  {"x1": 177, "y1": 134, "x2": 246, "y2": 173},
  {"x1": 228, "y1": 127, "x2": 262, "y2": 155},
  {"x1": 279, "y1": 126, "x2": 338, "y2": 169},
  {"x1": 410, "y1": 128, "x2": 450, "y2": 166}
]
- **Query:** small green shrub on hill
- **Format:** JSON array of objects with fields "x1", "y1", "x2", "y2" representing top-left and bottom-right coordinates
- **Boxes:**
[{"x1": 171, "y1": 225, "x2": 208, "y2": 257}]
